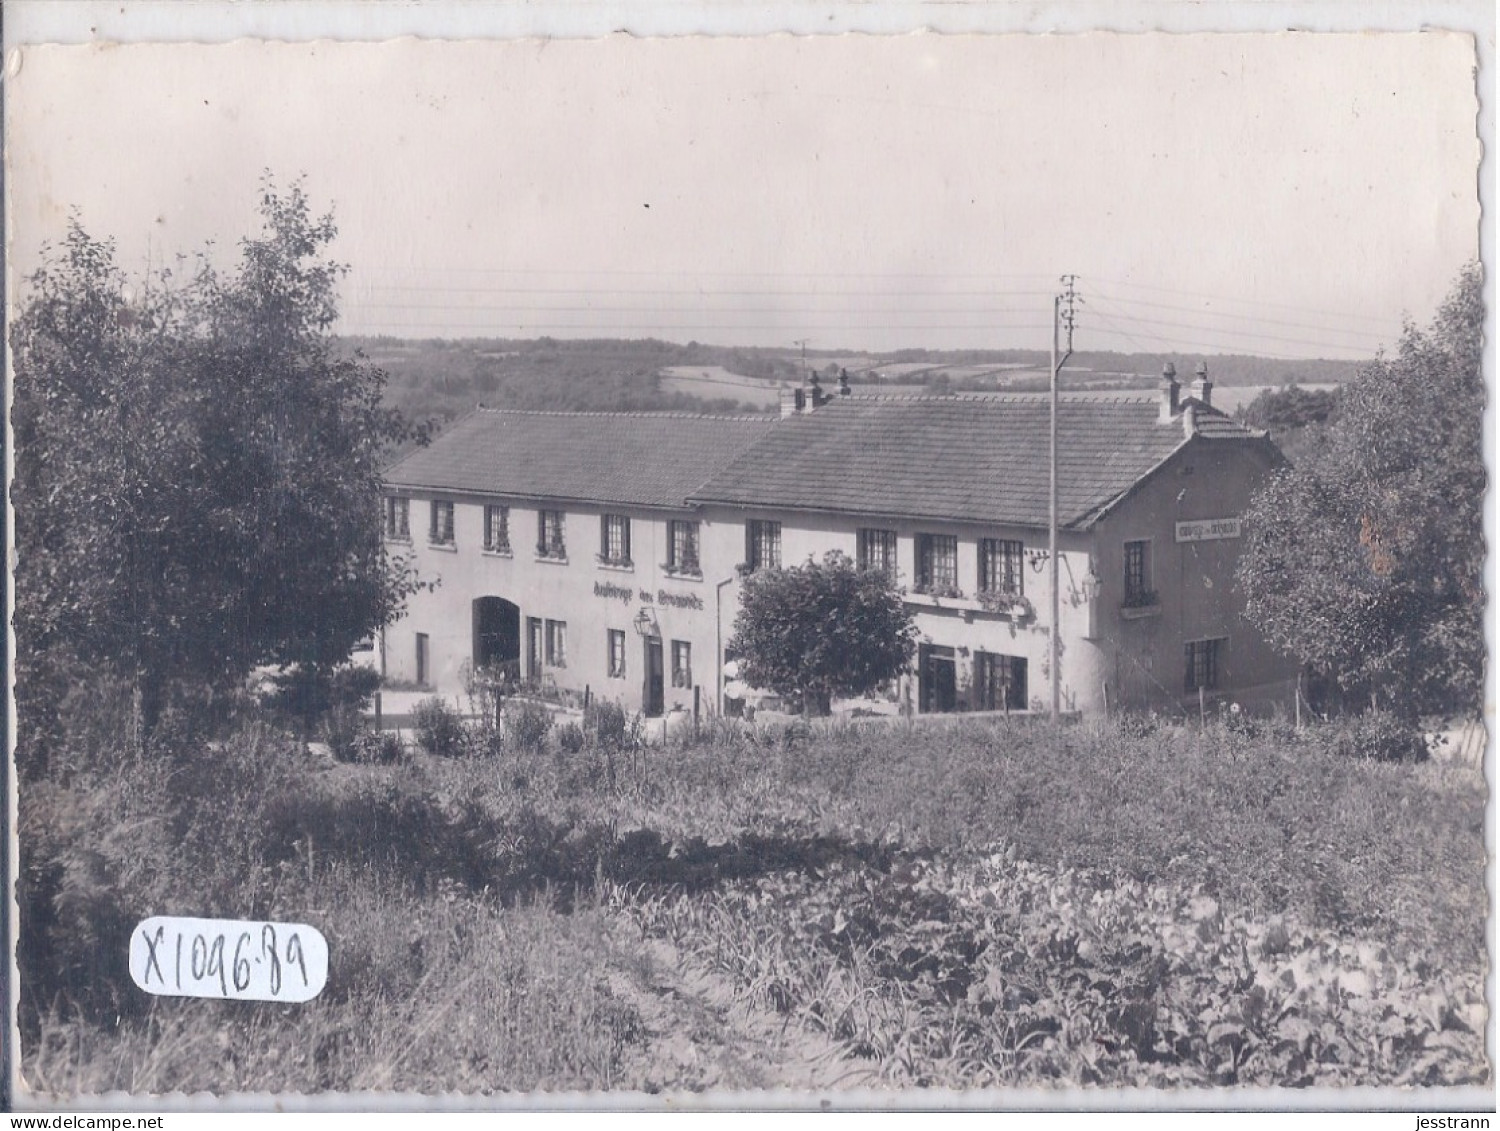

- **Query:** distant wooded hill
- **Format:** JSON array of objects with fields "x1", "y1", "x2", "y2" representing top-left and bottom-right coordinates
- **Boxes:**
[{"x1": 343, "y1": 335, "x2": 1366, "y2": 426}]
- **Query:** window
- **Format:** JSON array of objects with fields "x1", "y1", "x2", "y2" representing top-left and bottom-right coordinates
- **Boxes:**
[
  {"x1": 979, "y1": 539, "x2": 1024, "y2": 597},
  {"x1": 607, "y1": 629, "x2": 627, "y2": 679},
  {"x1": 1185, "y1": 638, "x2": 1224, "y2": 693},
  {"x1": 384, "y1": 496, "x2": 411, "y2": 541},
  {"x1": 429, "y1": 500, "x2": 455, "y2": 546},
  {"x1": 974, "y1": 652, "x2": 1028, "y2": 712},
  {"x1": 599, "y1": 514, "x2": 632, "y2": 566},
  {"x1": 857, "y1": 528, "x2": 899, "y2": 580},
  {"x1": 915, "y1": 534, "x2": 959, "y2": 595},
  {"x1": 537, "y1": 510, "x2": 566, "y2": 559},
  {"x1": 545, "y1": 619, "x2": 567, "y2": 667},
  {"x1": 1123, "y1": 540, "x2": 1155, "y2": 607},
  {"x1": 667, "y1": 520, "x2": 701, "y2": 576},
  {"x1": 671, "y1": 640, "x2": 692, "y2": 688},
  {"x1": 526, "y1": 617, "x2": 543, "y2": 679},
  {"x1": 483, "y1": 505, "x2": 511, "y2": 553},
  {"x1": 746, "y1": 520, "x2": 782, "y2": 571}
]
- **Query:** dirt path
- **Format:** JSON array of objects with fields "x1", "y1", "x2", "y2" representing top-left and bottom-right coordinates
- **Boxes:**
[{"x1": 601, "y1": 928, "x2": 881, "y2": 1094}]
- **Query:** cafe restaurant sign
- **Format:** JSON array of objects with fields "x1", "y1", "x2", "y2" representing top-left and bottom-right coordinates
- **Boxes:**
[{"x1": 1175, "y1": 518, "x2": 1242, "y2": 543}]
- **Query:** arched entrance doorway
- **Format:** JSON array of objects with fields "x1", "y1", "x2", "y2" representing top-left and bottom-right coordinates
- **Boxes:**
[{"x1": 473, "y1": 597, "x2": 521, "y2": 680}]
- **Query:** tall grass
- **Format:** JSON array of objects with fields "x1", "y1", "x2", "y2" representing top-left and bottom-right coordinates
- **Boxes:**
[{"x1": 17, "y1": 699, "x2": 1487, "y2": 1094}]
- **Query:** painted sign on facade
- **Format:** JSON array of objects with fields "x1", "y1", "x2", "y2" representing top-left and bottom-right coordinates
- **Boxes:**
[{"x1": 1175, "y1": 517, "x2": 1242, "y2": 543}]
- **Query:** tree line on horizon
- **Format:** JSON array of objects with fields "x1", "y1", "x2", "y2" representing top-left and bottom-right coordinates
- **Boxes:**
[{"x1": 348, "y1": 332, "x2": 1365, "y2": 428}]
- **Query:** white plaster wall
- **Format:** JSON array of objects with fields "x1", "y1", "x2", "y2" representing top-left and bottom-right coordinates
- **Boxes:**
[{"x1": 384, "y1": 493, "x2": 720, "y2": 715}]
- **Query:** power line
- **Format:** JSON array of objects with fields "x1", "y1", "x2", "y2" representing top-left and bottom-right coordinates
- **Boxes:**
[
  {"x1": 347, "y1": 300, "x2": 1061, "y2": 319},
  {"x1": 349, "y1": 283, "x2": 1062, "y2": 299},
  {"x1": 1088, "y1": 274, "x2": 1399, "y2": 327},
  {"x1": 355, "y1": 265, "x2": 1067, "y2": 282},
  {"x1": 336, "y1": 319, "x2": 1057, "y2": 333},
  {"x1": 1086, "y1": 295, "x2": 1384, "y2": 356},
  {"x1": 1085, "y1": 297, "x2": 1374, "y2": 361},
  {"x1": 1085, "y1": 289, "x2": 1397, "y2": 342}
]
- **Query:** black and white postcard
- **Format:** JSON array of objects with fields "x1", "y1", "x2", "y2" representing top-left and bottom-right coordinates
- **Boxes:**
[{"x1": 5, "y1": 1, "x2": 1491, "y2": 1116}]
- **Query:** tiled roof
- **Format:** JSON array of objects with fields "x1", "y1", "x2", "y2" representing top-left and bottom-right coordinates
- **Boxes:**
[
  {"x1": 383, "y1": 408, "x2": 775, "y2": 509},
  {"x1": 691, "y1": 394, "x2": 1263, "y2": 529}
]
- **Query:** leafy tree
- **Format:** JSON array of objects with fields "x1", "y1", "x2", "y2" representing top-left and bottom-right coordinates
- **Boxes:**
[
  {"x1": 1237, "y1": 382, "x2": 1341, "y2": 433},
  {"x1": 1236, "y1": 263, "x2": 1485, "y2": 718},
  {"x1": 731, "y1": 551, "x2": 917, "y2": 715},
  {"x1": 12, "y1": 179, "x2": 425, "y2": 764}
]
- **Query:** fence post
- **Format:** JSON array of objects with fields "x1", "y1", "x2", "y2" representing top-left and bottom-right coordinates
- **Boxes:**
[
  {"x1": 1198, "y1": 685, "x2": 1206, "y2": 726},
  {"x1": 374, "y1": 691, "x2": 382, "y2": 733},
  {"x1": 693, "y1": 685, "x2": 701, "y2": 736}
]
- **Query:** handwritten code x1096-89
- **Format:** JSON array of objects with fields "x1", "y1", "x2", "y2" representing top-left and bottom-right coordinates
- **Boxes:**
[{"x1": 130, "y1": 916, "x2": 327, "y2": 1002}]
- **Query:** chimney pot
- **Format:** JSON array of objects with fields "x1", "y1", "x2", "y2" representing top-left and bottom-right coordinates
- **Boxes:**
[
  {"x1": 838, "y1": 367, "x2": 851, "y2": 396},
  {"x1": 1190, "y1": 360, "x2": 1213, "y2": 409},
  {"x1": 1159, "y1": 363, "x2": 1181, "y2": 423},
  {"x1": 779, "y1": 384, "x2": 804, "y2": 419}
]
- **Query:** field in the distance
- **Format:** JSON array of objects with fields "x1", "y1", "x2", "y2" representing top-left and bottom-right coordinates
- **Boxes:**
[{"x1": 19, "y1": 706, "x2": 1487, "y2": 1097}]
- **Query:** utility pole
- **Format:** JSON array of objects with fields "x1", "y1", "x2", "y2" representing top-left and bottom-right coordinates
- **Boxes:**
[
  {"x1": 1049, "y1": 274, "x2": 1079, "y2": 721},
  {"x1": 793, "y1": 338, "x2": 812, "y2": 377}
]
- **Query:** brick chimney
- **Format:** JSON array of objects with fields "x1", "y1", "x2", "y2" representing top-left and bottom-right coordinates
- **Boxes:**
[
  {"x1": 838, "y1": 368, "x2": 851, "y2": 396},
  {"x1": 808, "y1": 370, "x2": 830, "y2": 409},
  {"x1": 779, "y1": 384, "x2": 806, "y2": 418},
  {"x1": 1158, "y1": 362, "x2": 1180, "y2": 423},
  {"x1": 1190, "y1": 361, "x2": 1213, "y2": 408}
]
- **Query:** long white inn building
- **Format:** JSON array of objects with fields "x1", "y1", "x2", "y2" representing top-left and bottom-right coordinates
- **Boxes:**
[{"x1": 379, "y1": 367, "x2": 1298, "y2": 718}]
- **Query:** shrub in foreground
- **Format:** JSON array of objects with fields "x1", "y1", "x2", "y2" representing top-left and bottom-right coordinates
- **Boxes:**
[
  {"x1": 584, "y1": 699, "x2": 640, "y2": 752},
  {"x1": 413, "y1": 697, "x2": 468, "y2": 758},
  {"x1": 343, "y1": 729, "x2": 407, "y2": 765},
  {"x1": 1314, "y1": 711, "x2": 1429, "y2": 763},
  {"x1": 506, "y1": 698, "x2": 554, "y2": 753}
]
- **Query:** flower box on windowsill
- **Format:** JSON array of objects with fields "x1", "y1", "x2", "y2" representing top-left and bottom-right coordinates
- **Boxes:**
[
  {"x1": 662, "y1": 562, "x2": 704, "y2": 581},
  {"x1": 735, "y1": 561, "x2": 755, "y2": 578},
  {"x1": 904, "y1": 588, "x2": 979, "y2": 613},
  {"x1": 482, "y1": 543, "x2": 513, "y2": 559},
  {"x1": 1120, "y1": 591, "x2": 1162, "y2": 619},
  {"x1": 428, "y1": 540, "x2": 458, "y2": 553},
  {"x1": 977, "y1": 590, "x2": 1035, "y2": 620},
  {"x1": 595, "y1": 553, "x2": 635, "y2": 571},
  {"x1": 911, "y1": 582, "x2": 966, "y2": 600},
  {"x1": 535, "y1": 542, "x2": 569, "y2": 564}
]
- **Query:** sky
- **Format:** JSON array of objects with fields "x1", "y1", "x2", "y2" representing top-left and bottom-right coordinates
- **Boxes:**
[{"x1": 6, "y1": 28, "x2": 1483, "y2": 360}]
